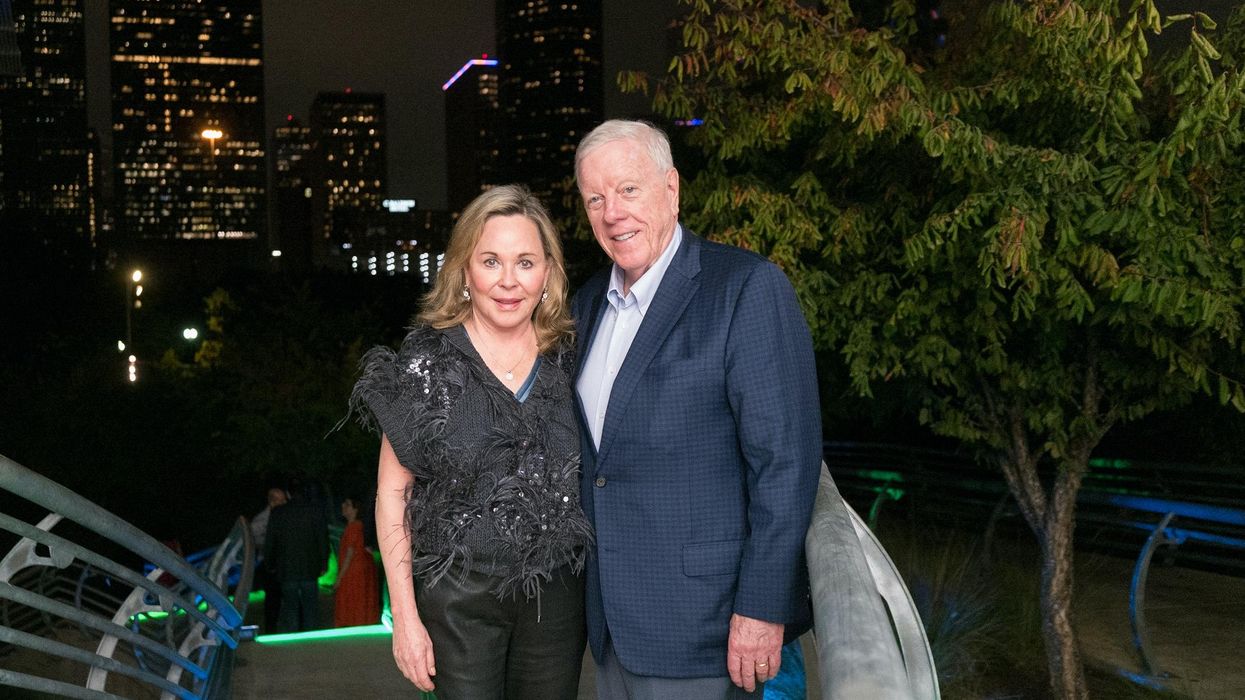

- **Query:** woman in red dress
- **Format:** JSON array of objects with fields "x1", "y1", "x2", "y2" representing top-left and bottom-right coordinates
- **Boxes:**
[{"x1": 333, "y1": 497, "x2": 380, "y2": 627}]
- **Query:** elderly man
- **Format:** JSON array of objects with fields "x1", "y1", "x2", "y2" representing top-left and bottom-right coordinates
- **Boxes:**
[{"x1": 572, "y1": 119, "x2": 822, "y2": 698}]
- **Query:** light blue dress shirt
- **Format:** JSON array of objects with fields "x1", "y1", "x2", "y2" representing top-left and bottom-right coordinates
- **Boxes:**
[{"x1": 577, "y1": 225, "x2": 684, "y2": 449}]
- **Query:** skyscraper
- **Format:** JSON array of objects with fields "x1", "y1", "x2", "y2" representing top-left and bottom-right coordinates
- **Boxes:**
[
  {"x1": 271, "y1": 115, "x2": 313, "y2": 271},
  {"x1": 308, "y1": 90, "x2": 387, "y2": 267},
  {"x1": 496, "y1": 0, "x2": 603, "y2": 219},
  {"x1": 0, "y1": 0, "x2": 95, "y2": 262},
  {"x1": 109, "y1": 0, "x2": 265, "y2": 243},
  {"x1": 443, "y1": 56, "x2": 499, "y2": 214},
  {"x1": 0, "y1": 1, "x2": 22, "y2": 77}
]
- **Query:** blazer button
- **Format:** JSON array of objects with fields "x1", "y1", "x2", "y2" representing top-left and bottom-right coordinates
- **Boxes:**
[{"x1": 594, "y1": 476, "x2": 607, "y2": 488}]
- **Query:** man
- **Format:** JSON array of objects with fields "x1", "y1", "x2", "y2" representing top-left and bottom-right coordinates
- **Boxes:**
[
  {"x1": 572, "y1": 119, "x2": 822, "y2": 698},
  {"x1": 250, "y1": 486, "x2": 289, "y2": 633},
  {"x1": 263, "y1": 480, "x2": 328, "y2": 632}
]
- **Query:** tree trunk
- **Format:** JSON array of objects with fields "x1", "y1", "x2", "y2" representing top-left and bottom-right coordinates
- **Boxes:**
[{"x1": 1039, "y1": 465, "x2": 1089, "y2": 699}]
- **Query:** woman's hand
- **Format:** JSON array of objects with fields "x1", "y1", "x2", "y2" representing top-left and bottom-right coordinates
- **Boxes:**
[{"x1": 392, "y1": 616, "x2": 437, "y2": 691}]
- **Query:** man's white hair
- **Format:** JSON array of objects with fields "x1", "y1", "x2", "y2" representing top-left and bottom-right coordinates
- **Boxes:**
[{"x1": 575, "y1": 119, "x2": 675, "y2": 184}]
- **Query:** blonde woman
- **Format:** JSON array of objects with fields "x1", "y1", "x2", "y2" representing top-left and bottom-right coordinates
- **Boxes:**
[{"x1": 350, "y1": 185, "x2": 590, "y2": 699}]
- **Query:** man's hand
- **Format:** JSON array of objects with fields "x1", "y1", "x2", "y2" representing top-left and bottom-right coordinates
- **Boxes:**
[{"x1": 726, "y1": 613, "x2": 783, "y2": 691}]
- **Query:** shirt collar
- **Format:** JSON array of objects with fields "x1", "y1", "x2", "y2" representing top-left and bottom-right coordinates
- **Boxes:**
[{"x1": 606, "y1": 224, "x2": 683, "y2": 316}]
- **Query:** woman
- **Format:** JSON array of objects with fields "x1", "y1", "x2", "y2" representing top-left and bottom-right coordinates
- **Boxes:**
[
  {"x1": 332, "y1": 496, "x2": 380, "y2": 628},
  {"x1": 350, "y1": 185, "x2": 591, "y2": 699}
]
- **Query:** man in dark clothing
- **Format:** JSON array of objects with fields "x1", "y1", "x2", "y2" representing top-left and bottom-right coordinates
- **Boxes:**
[{"x1": 263, "y1": 482, "x2": 329, "y2": 632}]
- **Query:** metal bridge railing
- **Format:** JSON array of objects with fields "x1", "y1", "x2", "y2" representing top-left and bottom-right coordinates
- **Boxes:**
[{"x1": 0, "y1": 454, "x2": 254, "y2": 699}]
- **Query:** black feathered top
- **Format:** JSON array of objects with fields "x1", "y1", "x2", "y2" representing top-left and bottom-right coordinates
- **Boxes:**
[{"x1": 350, "y1": 324, "x2": 591, "y2": 599}]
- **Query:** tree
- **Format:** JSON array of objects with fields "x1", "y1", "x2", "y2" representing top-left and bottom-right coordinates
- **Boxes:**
[{"x1": 626, "y1": 0, "x2": 1245, "y2": 696}]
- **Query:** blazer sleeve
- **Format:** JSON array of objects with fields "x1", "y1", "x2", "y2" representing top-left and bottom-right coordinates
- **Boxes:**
[{"x1": 725, "y1": 261, "x2": 822, "y2": 623}]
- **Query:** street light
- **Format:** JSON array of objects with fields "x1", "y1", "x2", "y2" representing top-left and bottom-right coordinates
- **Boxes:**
[
  {"x1": 200, "y1": 128, "x2": 223, "y2": 148},
  {"x1": 201, "y1": 128, "x2": 224, "y2": 237},
  {"x1": 182, "y1": 328, "x2": 199, "y2": 341},
  {"x1": 125, "y1": 269, "x2": 143, "y2": 382}
]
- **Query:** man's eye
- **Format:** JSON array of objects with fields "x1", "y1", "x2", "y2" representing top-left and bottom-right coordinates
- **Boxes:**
[
  {"x1": 586, "y1": 196, "x2": 603, "y2": 207},
  {"x1": 623, "y1": 186, "x2": 638, "y2": 195}
]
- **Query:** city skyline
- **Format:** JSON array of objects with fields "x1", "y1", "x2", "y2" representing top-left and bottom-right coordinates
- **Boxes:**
[{"x1": 82, "y1": 0, "x2": 682, "y2": 211}]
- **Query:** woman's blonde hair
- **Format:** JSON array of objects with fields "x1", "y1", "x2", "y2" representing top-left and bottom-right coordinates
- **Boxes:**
[{"x1": 417, "y1": 184, "x2": 573, "y2": 353}]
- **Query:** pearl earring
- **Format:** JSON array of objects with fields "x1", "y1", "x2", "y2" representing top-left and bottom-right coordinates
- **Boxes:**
[
  {"x1": 462, "y1": 285, "x2": 471, "y2": 300},
  {"x1": 541, "y1": 289, "x2": 548, "y2": 303}
]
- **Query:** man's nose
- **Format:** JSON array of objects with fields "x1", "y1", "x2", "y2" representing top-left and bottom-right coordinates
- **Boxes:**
[{"x1": 602, "y1": 195, "x2": 623, "y2": 222}]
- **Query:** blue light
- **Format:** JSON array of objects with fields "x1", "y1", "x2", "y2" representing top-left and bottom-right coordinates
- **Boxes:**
[
  {"x1": 442, "y1": 58, "x2": 500, "y2": 91},
  {"x1": 674, "y1": 118, "x2": 704, "y2": 127}
]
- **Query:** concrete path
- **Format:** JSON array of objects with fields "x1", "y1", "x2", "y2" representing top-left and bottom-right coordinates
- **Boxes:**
[
  {"x1": 1075, "y1": 552, "x2": 1245, "y2": 698},
  {"x1": 233, "y1": 554, "x2": 1244, "y2": 699}
]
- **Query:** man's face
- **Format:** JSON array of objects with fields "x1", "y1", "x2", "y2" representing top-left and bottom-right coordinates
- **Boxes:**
[{"x1": 578, "y1": 138, "x2": 679, "y2": 293}]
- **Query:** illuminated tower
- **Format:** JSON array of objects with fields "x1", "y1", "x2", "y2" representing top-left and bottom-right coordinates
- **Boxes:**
[
  {"x1": 308, "y1": 90, "x2": 387, "y2": 266},
  {"x1": 109, "y1": 0, "x2": 265, "y2": 242},
  {"x1": 443, "y1": 55, "x2": 499, "y2": 215},
  {"x1": 0, "y1": 0, "x2": 95, "y2": 262},
  {"x1": 271, "y1": 115, "x2": 313, "y2": 271},
  {"x1": 496, "y1": 0, "x2": 602, "y2": 219}
]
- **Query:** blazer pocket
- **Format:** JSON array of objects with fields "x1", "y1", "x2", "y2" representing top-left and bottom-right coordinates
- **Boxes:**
[{"x1": 682, "y1": 539, "x2": 744, "y2": 577}]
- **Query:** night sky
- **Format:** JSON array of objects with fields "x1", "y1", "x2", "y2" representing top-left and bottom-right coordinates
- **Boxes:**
[{"x1": 81, "y1": 0, "x2": 683, "y2": 210}]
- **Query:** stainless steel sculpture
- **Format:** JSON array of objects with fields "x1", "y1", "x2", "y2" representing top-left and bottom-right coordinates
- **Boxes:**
[{"x1": 806, "y1": 464, "x2": 939, "y2": 700}]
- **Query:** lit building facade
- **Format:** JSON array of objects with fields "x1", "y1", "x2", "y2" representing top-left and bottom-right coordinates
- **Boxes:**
[
  {"x1": 347, "y1": 201, "x2": 451, "y2": 284},
  {"x1": 443, "y1": 56, "x2": 499, "y2": 214},
  {"x1": 271, "y1": 115, "x2": 313, "y2": 271},
  {"x1": 308, "y1": 90, "x2": 387, "y2": 267},
  {"x1": 109, "y1": 0, "x2": 265, "y2": 242},
  {"x1": 495, "y1": 0, "x2": 602, "y2": 219},
  {"x1": 0, "y1": 0, "x2": 96, "y2": 261}
]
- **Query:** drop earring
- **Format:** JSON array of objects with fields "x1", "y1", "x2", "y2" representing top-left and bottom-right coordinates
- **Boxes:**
[
  {"x1": 541, "y1": 288, "x2": 548, "y2": 303},
  {"x1": 462, "y1": 285, "x2": 471, "y2": 300}
]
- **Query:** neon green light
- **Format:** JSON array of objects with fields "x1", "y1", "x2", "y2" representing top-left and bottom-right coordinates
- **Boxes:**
[
  {"x1": 129, "y1": 599, "x2": 212, "y2": 622},
  {"x1": 1089, "y1": 458, "x2": 1133, "y2": 469},
  {"x1": 318, "y1": 549, "x2": 339, "y2": 588},
  {"x1": 856, "y1": 469, "x2": 904, "y2": 482},
  {"x1": 255, "y1": 623, "x2": 392, "y2": 645}
]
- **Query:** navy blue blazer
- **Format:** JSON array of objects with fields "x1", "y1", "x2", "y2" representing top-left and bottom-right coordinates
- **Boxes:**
[{"x1": 571, "y1": 230, "x2": 822, "y2": 678}]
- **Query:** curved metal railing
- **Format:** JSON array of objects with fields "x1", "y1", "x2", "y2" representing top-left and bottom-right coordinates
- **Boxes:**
[
  {"x1": 0, "y1": 454, "x2": 254, "y2": 699},
  {"x1": 806, "y1": 463, "x2": 940, "y2": 700}
]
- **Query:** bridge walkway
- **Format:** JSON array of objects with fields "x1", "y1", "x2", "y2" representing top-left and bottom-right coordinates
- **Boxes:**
[{"x1": 231, "y1": 553, "x2": 1245, "y2": 699}]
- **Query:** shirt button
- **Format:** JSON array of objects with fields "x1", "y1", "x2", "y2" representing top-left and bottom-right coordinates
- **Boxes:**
[{"x1": 595, "y1": 476, "x2": 607, "y2": 488}]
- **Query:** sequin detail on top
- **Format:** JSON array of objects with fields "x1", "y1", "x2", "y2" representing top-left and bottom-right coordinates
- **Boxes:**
[{"x1": 349, "y1": 325, "x2": 591, "y2": 599}]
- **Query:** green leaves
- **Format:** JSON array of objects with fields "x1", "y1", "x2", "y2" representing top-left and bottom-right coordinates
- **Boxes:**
[{"x1": 638, "y1": 0, "x2": 1245, "y2": 465}]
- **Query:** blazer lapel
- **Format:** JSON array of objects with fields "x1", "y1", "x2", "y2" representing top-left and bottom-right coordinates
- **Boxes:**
[{"x1": 595, "y1": 232, "x2": 702, "y2": 464}]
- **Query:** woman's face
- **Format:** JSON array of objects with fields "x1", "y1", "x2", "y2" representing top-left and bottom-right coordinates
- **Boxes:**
[
  {"x1": 341, "y1": 499, "x2": 357, "y2": 521},
  {"x1": 464, "y1": 214, "x2": 550, "y2": 333}
]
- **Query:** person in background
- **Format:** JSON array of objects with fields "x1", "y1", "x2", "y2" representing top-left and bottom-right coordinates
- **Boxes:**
[
  {"x1": 333, "y1": 496, "x2": 380, "y2": 627},
  {"x1": 264, "y1": 479, "x2": 329, "y2": 633},
  {"x1": 351, "y1": 184, "x2": 592, "y2": 698},
  {"x1": 250, "y1": 486, "x2": 288, "y2": 633}
]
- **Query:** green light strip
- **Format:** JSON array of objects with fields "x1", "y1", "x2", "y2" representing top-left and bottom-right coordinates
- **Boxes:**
[{"x1": 255, "y1": 623, "x2": 392, "y2": 645}]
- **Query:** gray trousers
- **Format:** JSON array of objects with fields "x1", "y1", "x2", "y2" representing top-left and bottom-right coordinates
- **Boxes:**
[{"x1": 596, "y1": 641, "x2": 763, "y2": 700}]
